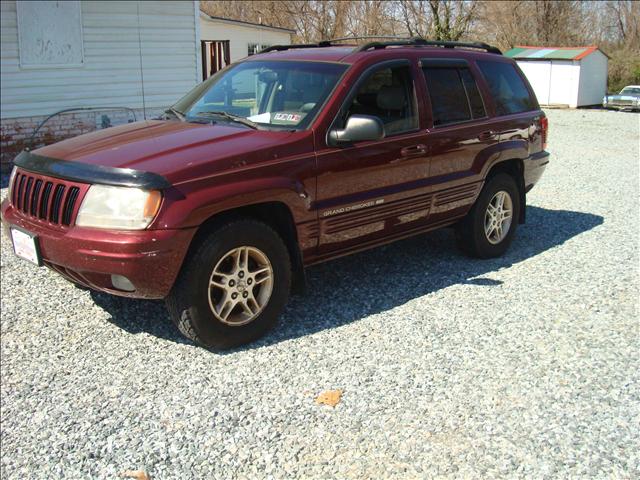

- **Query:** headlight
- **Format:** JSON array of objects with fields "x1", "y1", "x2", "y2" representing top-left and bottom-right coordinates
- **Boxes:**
[
  {"x1": 76, "y1": 185, "x2": 162, "y2": 229},
  {"x1": 602, "y1": 96, "x2": 608, "y2": 104}
]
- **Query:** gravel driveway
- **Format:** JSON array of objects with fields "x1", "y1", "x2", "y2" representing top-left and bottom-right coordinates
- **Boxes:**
[{"x1": 1, "y1": 109, "x2": 638, "y2": 479}]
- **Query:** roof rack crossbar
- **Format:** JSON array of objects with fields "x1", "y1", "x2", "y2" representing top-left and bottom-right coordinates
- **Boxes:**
[
  {"x1": 356, "y1": 38, "x2": 502, "y2": 55},
  {"x1": 260, "y1": 43, "x2": 326, "y2": 53},
  {"x1": 260, "y1": 37, "x2": 391, "y2": 54}
]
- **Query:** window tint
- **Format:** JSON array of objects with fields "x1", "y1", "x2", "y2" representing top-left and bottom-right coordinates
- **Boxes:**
[
  {"x1": 423, "y1": 67, "x2": 486, "y2": 126},
  {"x1": 344, "y1": 65, "x2": 418, "y2": 135},
  {"x1": 477, "y1": 61, "x2": 536, "y2": 115},
  {"x1": 459, "y1": 69, "x2": 486, "y2": 118}
]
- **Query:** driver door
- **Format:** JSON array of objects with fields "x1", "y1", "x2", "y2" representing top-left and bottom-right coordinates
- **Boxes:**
[{"x1": 314, "y1": 60, "x2": 431, "y2": 256}]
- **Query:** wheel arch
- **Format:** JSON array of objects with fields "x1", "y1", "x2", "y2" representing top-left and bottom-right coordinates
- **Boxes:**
[
  {"x1": 485, "y1": 158, "x2": 526, "y2": 224},
  {"x1": 187, "y1": 201, "x2": 306, "y2": 294}
]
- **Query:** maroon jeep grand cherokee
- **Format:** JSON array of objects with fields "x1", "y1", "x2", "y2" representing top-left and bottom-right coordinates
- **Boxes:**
[{"x1": 1, "y1": 39, "x2": 549, "y2": 349}]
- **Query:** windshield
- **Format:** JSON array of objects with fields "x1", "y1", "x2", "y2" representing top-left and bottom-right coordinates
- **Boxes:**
[
  {"x1": 173, "y1": 60, "x2": 347, "y2": 130},
  {"x1": 620, "y1": 87, "x2": 640, "y2": 95}
]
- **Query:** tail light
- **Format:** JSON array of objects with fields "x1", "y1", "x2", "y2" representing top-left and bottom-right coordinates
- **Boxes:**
[{"x1": 540, "y1": 116, "x2": 548, "y2": 150}]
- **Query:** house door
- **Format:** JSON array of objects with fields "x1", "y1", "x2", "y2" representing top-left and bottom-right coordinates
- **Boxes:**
[{"x1": 201, "y1": 40, "x2": 230, "y2": 80}]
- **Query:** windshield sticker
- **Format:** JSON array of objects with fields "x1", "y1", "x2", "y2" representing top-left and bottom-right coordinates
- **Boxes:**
[
  {"x1": 273, "y1": 113, "x2": 302, "y2": 123},
  {"x1": 247, "y1": 112, "x2": 271, "y2": 123}
]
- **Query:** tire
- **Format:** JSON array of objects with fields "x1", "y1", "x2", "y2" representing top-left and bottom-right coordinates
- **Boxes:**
[
  {"x1": 455, "y1": 173, "x2": 520, "y2": 259},
  {"x1": 166, "y1": 219, "x2": 291, "y2": 350}
]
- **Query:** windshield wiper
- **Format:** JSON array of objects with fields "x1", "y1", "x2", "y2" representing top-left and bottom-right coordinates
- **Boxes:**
[
  {"x1": 194, "y1": 111, "x2": 259, "y2": 130},
  {"x1": 165, "y1": 107, "x2": 185, "y2": 121}
]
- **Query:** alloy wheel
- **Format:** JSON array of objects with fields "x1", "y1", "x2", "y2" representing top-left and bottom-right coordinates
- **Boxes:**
[
  {"x1": 208, "y1": 246, "x2": 274, "y2": 326},
  {"x1": 484, "y1": 190, "x2": 513, "y2": 245}
]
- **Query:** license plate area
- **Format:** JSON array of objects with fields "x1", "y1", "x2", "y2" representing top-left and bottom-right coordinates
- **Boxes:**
[{"x1": 10, "y1": 228, "x2": 42, "y2": 266}]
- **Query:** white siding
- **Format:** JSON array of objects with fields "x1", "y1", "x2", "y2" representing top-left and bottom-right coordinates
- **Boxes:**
[
  {"x1": 0, "y1": 0, "x2": 200, "y2": 119},
  {"x1": 577, "y1": 51, "x2": 608, "y2": 107},
  {"x1": 199, "y1": 15, "x2": 292, "y2": 64}
]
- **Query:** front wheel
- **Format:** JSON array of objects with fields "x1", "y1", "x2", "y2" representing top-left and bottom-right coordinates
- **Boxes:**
[
  {"x1": 166, "y1": 219, "x2": 291, "y2": 350},
  {"x1": 456, "y1": 173, "x2": 520, "y2": 258}
]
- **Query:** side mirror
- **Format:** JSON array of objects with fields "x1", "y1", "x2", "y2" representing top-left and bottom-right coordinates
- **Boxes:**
[{"x1": 329, "y1": 114, "x2": 385, "y2": 144}]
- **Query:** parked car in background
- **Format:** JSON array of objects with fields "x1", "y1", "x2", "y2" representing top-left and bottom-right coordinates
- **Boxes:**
[
  {"x1": 602, "y1": 85, "x2": 640, "y2": 111},
  {"x1": 2, "y1": 38, "x2": 549, "y2": 349}
]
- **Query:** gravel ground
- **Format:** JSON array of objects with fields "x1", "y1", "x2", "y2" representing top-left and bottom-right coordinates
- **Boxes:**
[{"x1": 1, "y1": 109, "x2": 639, "y2": 479}]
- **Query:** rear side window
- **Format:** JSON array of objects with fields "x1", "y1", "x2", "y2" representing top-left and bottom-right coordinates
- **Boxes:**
[
  {"x1": 422, "y1": 67, "x2": 486, "y2": 126},
  {"x1": 477, "y1": 61, "x2": 536, "y2": 115}
]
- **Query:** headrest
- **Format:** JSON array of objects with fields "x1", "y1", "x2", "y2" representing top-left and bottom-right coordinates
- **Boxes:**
[
  {"x1": 356, "y1": 93, "x2": 378, "y2": 108},
  {"x1": 376, "y1": 85, "x2": 405, "y2": 111}
]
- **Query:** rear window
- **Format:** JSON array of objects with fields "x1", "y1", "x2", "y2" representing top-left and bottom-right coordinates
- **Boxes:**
[
  {"x1": 422, "y1": 67, "x2": 486, "y2": 126},
  {"x1": 477, "y1": 61, "x2": 536, "y2": 115}
]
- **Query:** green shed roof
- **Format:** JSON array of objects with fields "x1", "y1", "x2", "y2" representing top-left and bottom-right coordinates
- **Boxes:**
[{"x1": 504, "y1": 46, "x2": 603, "y2": 61}]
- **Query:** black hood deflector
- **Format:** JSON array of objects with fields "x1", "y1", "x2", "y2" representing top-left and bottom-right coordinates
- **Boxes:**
[{"x1": 14, "y1": 150, "x2": 171, "y2": 189}]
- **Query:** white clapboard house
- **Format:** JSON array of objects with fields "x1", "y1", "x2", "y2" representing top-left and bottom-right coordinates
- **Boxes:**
[{"x1": 0, "y1": 0, "x2": 293, "y2": 169}]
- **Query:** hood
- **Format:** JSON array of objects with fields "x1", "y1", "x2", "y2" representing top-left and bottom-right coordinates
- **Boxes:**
[{"x1": 34, "y1": 120, "x2": 302, "y2": 185}]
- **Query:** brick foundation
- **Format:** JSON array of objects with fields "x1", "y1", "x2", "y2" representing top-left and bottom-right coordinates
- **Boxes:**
[{"x1": 0, "y1": 107, "x2": 164, "y2": 173}]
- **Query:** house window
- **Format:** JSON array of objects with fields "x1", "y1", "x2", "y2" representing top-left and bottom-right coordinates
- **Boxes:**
[
  {"x1": 248, "y1": 43, "x2": 260, "y2": 56},
  {"x1": 248, "y1": 44, "x2": 272, "y2": 56},
  {"x1": 17, "y1": 0, "x2": 84, "y2": 67}
]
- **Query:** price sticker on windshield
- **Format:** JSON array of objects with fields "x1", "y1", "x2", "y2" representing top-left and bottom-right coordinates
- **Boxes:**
[{"x1": 273, "y1": 113, "x2": 302, "y2": 123}]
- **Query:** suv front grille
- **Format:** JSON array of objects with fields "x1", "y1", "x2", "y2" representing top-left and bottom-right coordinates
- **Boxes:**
[{"x1": 10, "y1": 169, "x2": 87, "y2": 227}]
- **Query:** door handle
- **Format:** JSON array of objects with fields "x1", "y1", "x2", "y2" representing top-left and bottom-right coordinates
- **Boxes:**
[
  {"x1": 478, "y1": 130, "x2": 495, "y2": 141},
  {"x1": 400, "y1": 144, "x2": 427, "y2": 157}
]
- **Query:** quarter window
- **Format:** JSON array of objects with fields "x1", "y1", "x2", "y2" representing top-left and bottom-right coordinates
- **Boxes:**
[
  {"x1": 343, "y1": 65, "x2": 418, "y2": 136},
  {"x1": 422, "y1": 67, "x2": 486, "y2": 126},
  {"x1": 477, "y1": 61, "x2": 536, "y2": 115}
]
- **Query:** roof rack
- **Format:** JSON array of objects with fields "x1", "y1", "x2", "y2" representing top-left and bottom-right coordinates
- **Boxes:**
[
  {"x1": 259, "y1": 36, "x2": 400, "y2": 53},
  {"x1": 355, "y1": 38, "x2": 502, "y2": 55},
  {"x1": 259, "y1": 37, "x2": 501, "y2": 55},
  {"x1": 260, "y1": 43, "x2": 330, "y2": 53}
]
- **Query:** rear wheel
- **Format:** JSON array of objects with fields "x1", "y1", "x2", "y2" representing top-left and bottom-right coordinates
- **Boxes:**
[
  {"x1": 166, "y1": 219, "x2": 291, "y2": 349},
  {"x1": 456, "y1": 173, "x2": 520, "y2": 258}
]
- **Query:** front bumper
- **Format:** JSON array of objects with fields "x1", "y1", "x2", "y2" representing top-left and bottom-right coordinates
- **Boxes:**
[
  {"x1": 603, "y1": 103, "x2": 640, "y2": 111},
  {"x1": 1, "y1": 198, "x2": 196, "y2": 299}
]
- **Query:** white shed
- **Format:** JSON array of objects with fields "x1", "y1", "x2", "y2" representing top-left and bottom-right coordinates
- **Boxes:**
[
  {"x1": 199, "y1": 13, "x2": 294, "y2": 80},
  {"x1": 505, "y1": 46, "x2": 608, "y2": 108}
]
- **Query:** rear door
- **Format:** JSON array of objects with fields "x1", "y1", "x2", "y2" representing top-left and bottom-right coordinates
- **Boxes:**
[
  {"x1": 420, "y1": 59, "x2": 498, "y2": 224},
  {"x1": 314, "y1": 59, "x2": 431, "y2": 255}
]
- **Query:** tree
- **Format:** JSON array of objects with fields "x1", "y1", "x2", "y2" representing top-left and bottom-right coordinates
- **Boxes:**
[
  {"x1": 199, "y1": 0, "x2": 640, "y2": 91},
  {"x1": 397, "y1": 0, "x2": 477, "y2": 40}
]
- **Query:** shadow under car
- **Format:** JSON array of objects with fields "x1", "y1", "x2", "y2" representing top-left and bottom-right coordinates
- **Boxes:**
[{"x1": 90, "y1": 206, "x2": 604, "y2": 350}]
